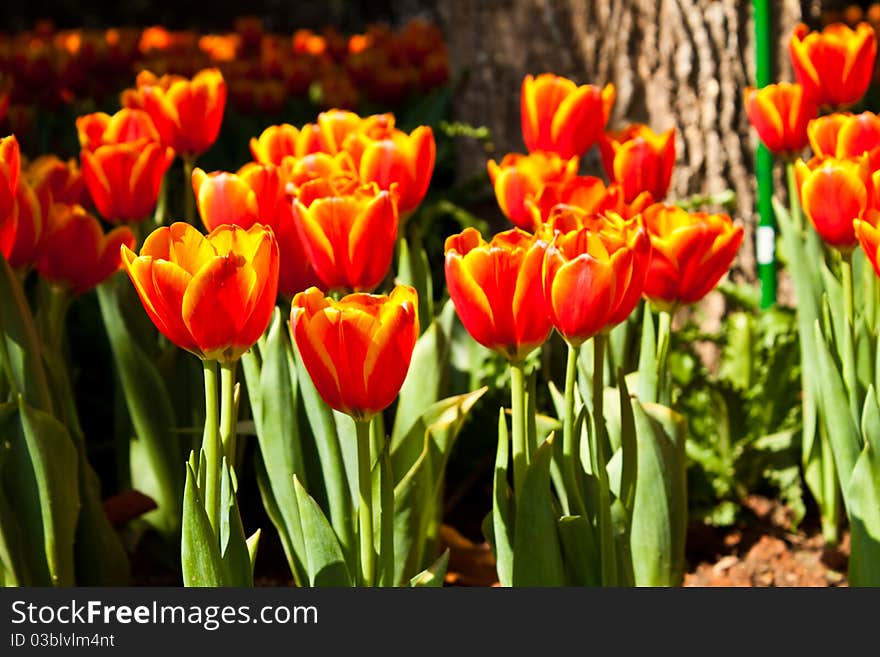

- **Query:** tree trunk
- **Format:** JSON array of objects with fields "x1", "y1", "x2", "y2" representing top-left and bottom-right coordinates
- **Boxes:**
[{"x1": 423, "y1": 0, "x2": 813, "y2": 283}]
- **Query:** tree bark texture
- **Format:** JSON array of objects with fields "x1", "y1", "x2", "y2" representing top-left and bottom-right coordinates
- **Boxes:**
[{"x1": 424, "y1": 0, "x2": 816, "y2": 283}]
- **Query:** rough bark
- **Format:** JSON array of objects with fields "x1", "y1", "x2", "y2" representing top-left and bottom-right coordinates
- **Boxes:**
[{"x1": 422, "y1": 0, "x2": 812, "y2": 283}]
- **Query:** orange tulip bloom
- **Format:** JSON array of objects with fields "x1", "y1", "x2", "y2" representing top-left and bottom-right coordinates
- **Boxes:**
[
  {"x1": 789, "y1": 22, "x2": 877, "y2": 108},
  {"x1": 81, "y1": 139, "x2": 174, "y2": 223},
  {"x1": 76, "y1": 109, "x2": 160, "y2": 150},
  {"x1": 278, "y1": 152, "x2": 356, "y2": 190},
  {"x1": 249, "y1": 123, "x2": 317, "y2": 165},
  {"x1": 542, "y1": 209, "x2": 651, "y2": 345},
  {"x1": 6, "y1": 178, "x2": 47, "y2": 269},
  {"x1": 808, "y1": 112, "x2": 880, "y2": 165},
  {"x1": 0, "y1": 135, "x2": 20, "y2": 224},
  {"x1": 26, "y1": 155, "x2": 87, "y2": 206},
  {"x1": 193, "y1": 165, "x2": 318, "y2": 297},
  {"x1": 122, "y1": 68, "x2": 227, "y2": 158},
  {"x1": 641, "y1": 204, "x2": 743, "y2": 307},
  {"x1": 292, "y1": 179, "x2": 397, "y2": 292},
  {"x1": 744, "y1": 83, "x2": 818, "y2": 157},
  {"x1": 121, "y1": 222, "x2": 279, "y2": 362},
  {"x1": 343, "y1": 117, "x2": 435, "y2": 214},
  {"x1": 527, "y1": 175, "x2": 655, "y2": 227},
  {"x1": 795, "y1": 155, "x2": 872, "y2": 248},
  {"x1": 521, "y1": 74, "x2": 615, "y2": 159},
  {"x1": 599, "y1": 124, "x2": 676, "y2": 204},
  {"x1": 444, "y1": 227, "x2": 552, "y2": 361},
  {"x1": 487, "y1": 151, "x2": 580, "y2": 231},
  {"x1": 290, "y1": 284, "x2": 419, "y2": 421},
  {"x1": 36, "y1": 203, "x2": 134, "y2": 294}
]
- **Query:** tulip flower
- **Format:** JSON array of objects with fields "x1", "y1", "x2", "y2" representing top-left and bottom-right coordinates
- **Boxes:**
[
  {"x1": 0, "y1": 135, "x2": 20, "y2": 224},
  {"x1": 193, "y1": 165, "x2": 318, "y2": 297},
  {"x1": 26, "y1": 154, "x2": 87, "y2": 205},
  {"x1": 744, "y1": 83, "x2": 818, "y2": 157},
  {"x1": 527, "y1": 175, "x2": 654, "y2": 227},
  {"x1": 76, "y1": 108, "x2": 160, "y2": 150},
  {"x1": 292, "y1": 180, "x2": 398, "y2": 292},
  {"x1": 599, "y1": 124, "x2": 676, "y2": 203},
  {"x1": 36, "y1": 203, "x2": 134, "y2": 295},
  {"x1": 121, "y1": 68, "x2": 227, "y2": 158},
  {"x1": 318, "y1": 108, "x2": 367, "y2": 153},
  {"x1": 6, "y1": 178, "x2": 47, "y2": 269},
  {"x1": 641, "y1": 203, "x2": 743, "y2": 308},
  {"x1": 343, "y1": 118, "x2": 435, "y2": 214},
  {"x1": 808, "y1": 112, "x2": 880, "y2": 165},
  {"x1": 444, "y1": 227, "x2": 552, "y2": 362},
  {"x1": 120, "y1": 222, "x2": 279, "y2": 362},
  {"x1": 542, "y1": 209, "x2": 651, "y2": 345},
  {"x1": 795, "y1": 155, "x2": 872, "y2": 249},
  {"x1": 249, "y1": 123, "x2": 321, "y2": 165},
  {"x1": 290, "y1": 284, "x2": 418, "y2": 420},
  {"x1": 520, "y1": 73, "x2": 615, "y2": 159},
  {"x1": 487, "y1": 152, "x2": 580, "y2": 231},
  {"x1": 789, "y1": 22, "x2": 877, "y2": 108},
  {"x1": 81, "y1": 139, "x2": 174, "y2": 223}
]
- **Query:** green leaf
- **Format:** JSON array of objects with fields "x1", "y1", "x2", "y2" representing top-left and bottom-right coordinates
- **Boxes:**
[
  {"x1": 846, "y1": 443, "x2": 880, "y2": 586},
  {"x1": 5, "y1": 399, "x2": 80, "y2": 586},
  {"x1": 636, "y1": 303, "x2": 657, "y2": 403},
  {"x1": 181, "y1": 460, "x2": 225, "y2": 587},
  {"x1": 396, "y1": 234, "x2": 434, "y2": 335},
  {"x1": 293, "y1": 475, "x2": 353, "y2": 587},
  {"x1": 97, "y1": 281, "x2": 182, "y2": 538},
  {"x1": 812, "y1": 320, "x2": 861, "y2": 497},
  {"x1": 391, "y1": 432, "x2": 433, "y2": 586},
  {"x1": 558, "y1": 515, "x2": 600, "y2": 586},
  {"x1": 219, "y1": 459, "x2": 253, "y2": 586},
  {"x1": 629, "y1": 401, "x2": 687, "y2": 587},
  {"x1": 492, "y1": 407, "x2": 514, "y2": 587},
  {"x1": 254, "y1": 452, "x2": 302, "y2": 585},
  {"x1": 247, "y1": 529, "x2": 261, "y2": 573},
  {"x1": 512, "y1": 436, "x2": 566, "y2": 586},
  {"x1": 409, "y1": 549, "x2": 449, "y2": 587}
]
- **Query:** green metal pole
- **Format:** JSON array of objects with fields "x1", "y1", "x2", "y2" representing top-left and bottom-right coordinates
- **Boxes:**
[{"x1": 754, "y1": 0, "x2": 776, "y2": 308}]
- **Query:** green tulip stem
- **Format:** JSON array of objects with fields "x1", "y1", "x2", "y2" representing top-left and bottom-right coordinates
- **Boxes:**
[
  {"x1": 219, "y1": 359, "x2": 239, "y2": 465},
  {"x1": 154, "y1": 173, "x2": 168, "y2": 227},
  {"x1": 786, "y1": 161, "x2": 804, "y2": 234},
  {"x1": 840, "y1": 251, "x2": 859, "y2": 421},
  {"x1": 656, "y1": 309, "x2": 672, "y2": 407},
  {"x1": 563, "y1": 342, "x2": 586, "y2": 516},
  {"x1": 356, "y1": 417, "x2": 376, "y2": 587},
  {"x1": 202, "y1": 359, "x2": 221, "y2": 535},
  {"x1": 509, "y1": 360, "x2": 528, "y2": 502}
]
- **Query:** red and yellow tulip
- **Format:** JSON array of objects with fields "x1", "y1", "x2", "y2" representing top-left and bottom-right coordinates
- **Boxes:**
[
  {"x1": 808, "y1": 112, "x2": 880, "y2": 165},
  {"x1": 121, "y1": 222, "x2": 279, "y2": 362},
  {"x1": 36, "y1": 202, "x2": 134, "y2": 294},
  {"x1": 542, "y1": 209, "x2": 651, "y2": 345},
  {"x1": 444, "y1": 227, "x2": 552, "y2": 362},
  {"x1": 599, "y1": 124, "x2": 676, "y2": 203},
  {"x1": 795, "y1": 155, "x2": 872, "y2": 248},
  {"x1": 0, "y1": 135, "x2": 21, "y2": 224},
  {"x1": 520, "y1": 73, "x2": 615, "y2": 159},
  {"x1": 641, "y1": 203, "x2": 743, "y2": 308},
  {"x1": 744, "y1": 83, "x2": 818, "y2": 157},
  {"x1": 290, "y1": 284, "x2": 419, "y2": 421},
  {"x1": 789, "y1": 22, "x2": 877, "y2": 108}
]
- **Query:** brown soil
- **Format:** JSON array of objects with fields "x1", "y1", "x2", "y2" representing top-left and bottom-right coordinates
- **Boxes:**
[{"x1": 441, "y1": 495, "x2": 850, "y2": 587}]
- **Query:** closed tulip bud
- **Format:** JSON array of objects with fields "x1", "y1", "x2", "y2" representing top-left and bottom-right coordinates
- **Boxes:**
[
  {"x1": 744, "y1": 83, "x2": 818, "y2": 157},
  {"x1": 542, "y1": 209, "x2": 651, "y2": 344},
  {"x1": 81, "y1": 139, "x2": 174, "y2": 223},
  {"x1": 808, "y1": 112, "x2": 880, "y2": 166},
  {"x1": 292, "y1": 180, "x2": 398, "y2": 292},
  {"x1": 487, "y1": 151, "x2": 580, "y2": 231},
  {"x1": 193, "y1": 165, "x2": 318, "y2": 297},
  {"x1": 789, "y1": 22, "x2": 877, "y2": 108},
  {"x1": 795, "y1": 155, "x2": 872, "y2": 248},
  {"x1": 599, "y1": 124, "x2": 676, "y2": 203},
  {"x1": 36, "y1": 202, "x2": 134, "y2": 294},
  {"x1": 444, "y1": 227, "x2": 552, "y2": 361},
  {"x1": 121, "y1": 222, "x2": 279, "y2": 362},
  {"x1": 642, "y1": 204, "x2": 743, "y2": 308},
  {"x1": 26, "y1": 154, "x2": 87, "y2": 206},
  {"x1": 122, "y1": 68, "x2": 227, "y2": 157},
  {"x1": 520, "y1": 73, "x2": 615, "y2": 159},
  {"x1": 290, "y1": 284, "x2": 419, "y2": 421}
]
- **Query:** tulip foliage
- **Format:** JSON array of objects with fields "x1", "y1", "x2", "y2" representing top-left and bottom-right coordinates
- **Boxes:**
[{"x1": 746, "y1": 19, "x2": 880, "y2": 585}]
